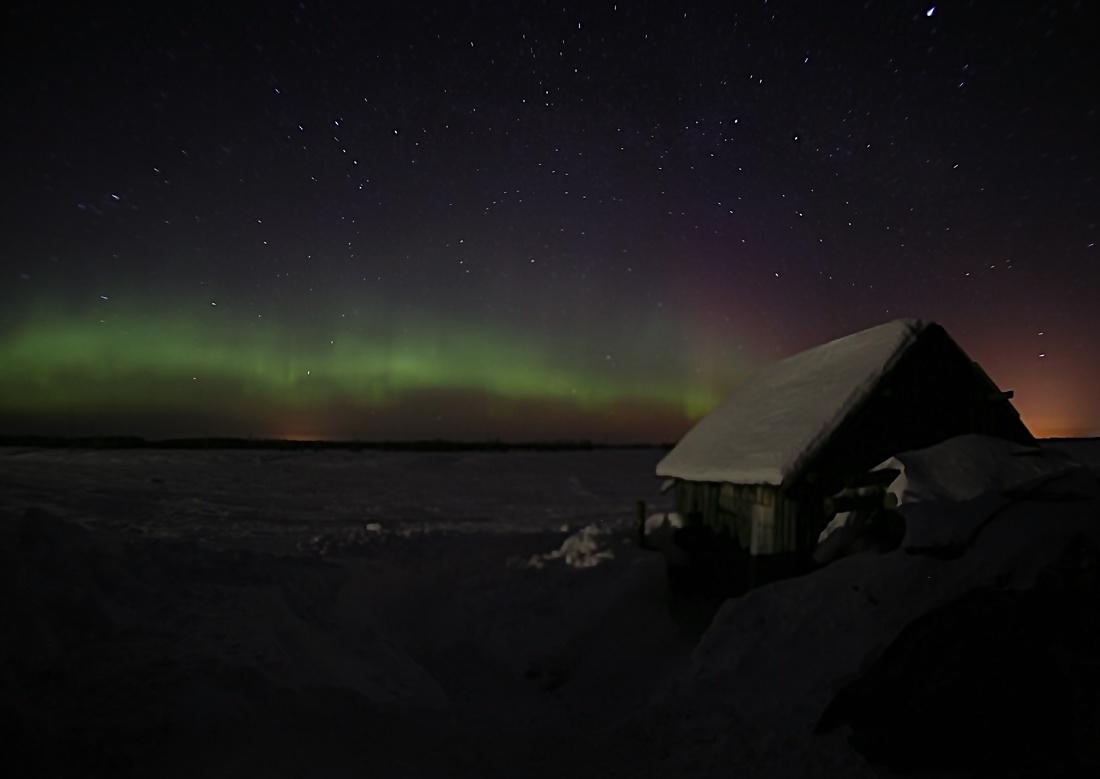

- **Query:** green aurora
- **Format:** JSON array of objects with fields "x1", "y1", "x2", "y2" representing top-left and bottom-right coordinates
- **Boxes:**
[{"x1": 0, "y1": 304, "x2": 757, "y2": 441}]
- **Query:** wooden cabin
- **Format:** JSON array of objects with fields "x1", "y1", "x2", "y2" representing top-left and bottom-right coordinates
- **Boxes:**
[{"x1": 656, "y1": 319, "x2": 1034, "y2": 593}]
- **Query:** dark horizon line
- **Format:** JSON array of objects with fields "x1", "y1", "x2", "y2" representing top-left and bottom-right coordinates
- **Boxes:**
[
  {"x1": 0, "y1": 434, "x2": 675, "y2": 452},
  {"x1": 1, "y1": 433, "x2": 1095, "y2": 454}
]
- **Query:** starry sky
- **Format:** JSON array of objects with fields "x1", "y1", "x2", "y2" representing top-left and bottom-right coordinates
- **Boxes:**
[{"x1": 1, "y1": 1, "x2": 1097, "y2": 442}]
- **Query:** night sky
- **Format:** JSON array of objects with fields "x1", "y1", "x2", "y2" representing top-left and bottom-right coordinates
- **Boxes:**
[{"x1": 2, "y1": 1, "x2": 1096, "y2": 442}]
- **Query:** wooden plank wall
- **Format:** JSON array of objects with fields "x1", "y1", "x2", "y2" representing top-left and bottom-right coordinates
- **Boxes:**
[{"x1": 675, "y1": 480, "x2": 801, "y2": 556}]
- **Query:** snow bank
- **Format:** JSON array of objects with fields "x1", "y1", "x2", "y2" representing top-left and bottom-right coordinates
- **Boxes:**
[
  {"x1": 647, "y1": 434, "x2": 1100, "y2": 777},
  {"x1": 642, "y1": 511, "x2": 689, "y2": 566},
  {"x1": 882, "y1": 433, "x2": 1082, "y2": 551},
  {"x1": 0, "y1": 447, "x2": 678, "y2": 777},
  {"x1": 813, "y1": 487, "x2": 894, "y2": 564},
  {"x1": 884, "y1": 433, "x2": 1078, "y2": 504},
  {"x1": 5, "y1": 442, "x2": 1098, "y2": 777},
  {"x1": 527, "y1": 523, "x2": 617, "y2": 569},
  {"x1": 0, "y1": 506, "x2": 446, "y2": 776}
]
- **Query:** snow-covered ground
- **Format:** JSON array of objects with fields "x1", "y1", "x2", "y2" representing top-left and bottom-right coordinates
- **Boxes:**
[{"x1": 3, "y1": 440, "x2": 1099, "y2": 777}]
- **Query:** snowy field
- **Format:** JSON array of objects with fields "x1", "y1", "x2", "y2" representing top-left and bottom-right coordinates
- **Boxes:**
[{"x1": 3, "y1": 441, "x2": 1100, "y2": 778}]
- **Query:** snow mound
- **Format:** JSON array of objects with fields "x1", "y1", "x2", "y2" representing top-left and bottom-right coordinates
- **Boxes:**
[
  {"x1": 643, "y1": 510, "x2": 684, "y2": 536},
  {"x1": 880, "y1": 434, "x2": 1083, "y2": 551},
  {"x1": 814, "y1": 507, "x2": 873, "y2": 564},
  {"x1": 647, "y1": 435, "x2": 1100, "y2": 778},
  {"x1": 816, "y1": 539, "x2": 1100, "y2": 776},
  {"x1": 642, "y1": 511, "x2": 689, "y2": 566},
  {"x1": 1, "y1": 508, "x2": 446, "y2": 775},
  {"x1": 6, "y1": 443, "x2": 1098, "y2": 777},
  {"x1": 884, "y1": 433, "x2": 1079, "y2": 505},
  {"x1": 528, "y1": 523, "x2": 616, "y2": 568}
]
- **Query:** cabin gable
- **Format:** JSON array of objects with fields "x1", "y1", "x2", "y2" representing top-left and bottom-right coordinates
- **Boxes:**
[{"x1": 658, "y1": 320, "x2": 1034, "y2": 594}]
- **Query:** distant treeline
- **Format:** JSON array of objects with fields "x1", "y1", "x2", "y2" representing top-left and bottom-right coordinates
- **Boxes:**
[{"x1": 0, "y1": 435, "x2": 672, "y2": 452}]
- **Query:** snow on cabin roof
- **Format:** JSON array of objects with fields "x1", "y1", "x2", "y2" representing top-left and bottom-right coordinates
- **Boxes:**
[{"x1": 656, "y1": 319, "x2": 927, "y2": 486}]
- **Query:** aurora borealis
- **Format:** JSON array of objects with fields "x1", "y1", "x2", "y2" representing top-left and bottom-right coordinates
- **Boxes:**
[
  {"x1": 2, "y1": 1, "x2": 1097, "y2": 441},
  {"x1": 0, "y1": 301, "x2": 743, "y2": 441}
]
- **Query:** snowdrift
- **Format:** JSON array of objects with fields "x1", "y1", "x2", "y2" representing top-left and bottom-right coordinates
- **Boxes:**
[
  {"x1": 1, "y1": 507, "x2": 448, "y2": 777},
  {"x1": 2, "y1": 440, "x2": 1099, "y2": 777},
  {"x1": 0, "y1": 448, "x2": 682, "y2": 777},
  {"x1": 647, "y1": 435, "x2": 1100, "y2": 777}
]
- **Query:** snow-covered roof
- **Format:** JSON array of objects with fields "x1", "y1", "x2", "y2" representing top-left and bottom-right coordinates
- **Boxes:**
[{"x1": 656, "y1": 319, "x2": 927, "y2": 486}]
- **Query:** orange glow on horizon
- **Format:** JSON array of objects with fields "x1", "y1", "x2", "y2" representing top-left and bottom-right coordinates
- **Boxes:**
[
  {"x1": 264, "y1": 427, "x2": 335, "y2": 442},
  {"x1": 1020, "y1": 417, "x2": 1098, "y2": 441},
  {"x1": 1009, "y1": 384, "x2": 1098, "y2": 441}
]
